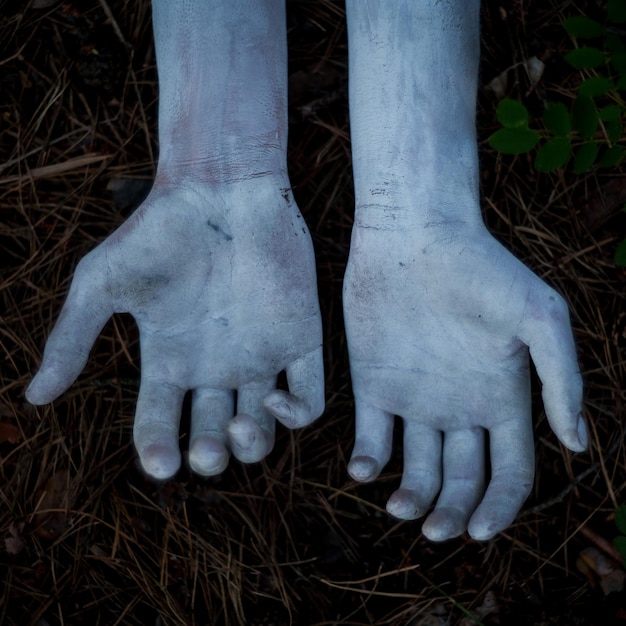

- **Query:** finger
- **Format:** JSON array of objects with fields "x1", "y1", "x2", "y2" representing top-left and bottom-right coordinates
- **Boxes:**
[
  {"x1": 264, "y1": 346, "x2": 325, "y2": 428},
  {"x1": 386, "y1": 420, "x2": 442, "y2": 520},
  {"x1": 467, "y1": 416, "x2": 534, "y2": 541},
  {"x1": 347, "y1": 399, "x2": 394, "y2": 483},
  {"x1": 188, "y1": 388, "x2": 234, "y2": 476},
  {"x1": 228, "y1": 378, "x2": 276, "y2": 464},
  {"x1": 134, "y1": 378, "x2": 185, "y2": 480},
  {"x1": 422, "y1": 428, "x2": 485, "y2": 542},
  {"x1": 520, "y1": 289, "x2": 586, "y2": 452},
  {"x1": 26, "y1": 254, "x2": 112, "y2": 405}
]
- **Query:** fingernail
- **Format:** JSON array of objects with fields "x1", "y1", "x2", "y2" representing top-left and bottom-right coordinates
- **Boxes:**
[
  {"x1": 348, "y1": 456, "x2": 380, "y2": 482},
  {"x1": 228, "y1": 420, "x2": 256, "y2": 451},
  {"x1": 269, "y1": 401, "x2": 292, "y2": 420},
  {"x1": 233, "y1": 436, "x2": 255, "y2": 452},
  {"x1": 576, "y1": 413, "x2": 588, "y2": 451}
]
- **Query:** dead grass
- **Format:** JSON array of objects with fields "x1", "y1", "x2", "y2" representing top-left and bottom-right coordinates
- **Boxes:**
[{"x1": 1, "y1": 0, "x2": 625, "y2": 624}]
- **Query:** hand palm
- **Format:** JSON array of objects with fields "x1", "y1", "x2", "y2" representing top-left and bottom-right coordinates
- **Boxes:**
[
  {"x1": 343, "y1": 225, "x2": 584, "y2": 541},
  {"x1": 27, "y1": 182, "x2": 324, "y2": 479}
]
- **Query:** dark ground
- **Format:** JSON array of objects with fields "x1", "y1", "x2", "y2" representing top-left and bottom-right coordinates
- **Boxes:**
[{"x1": 1, "y1": 0, "x2": 626, "y2": 624}]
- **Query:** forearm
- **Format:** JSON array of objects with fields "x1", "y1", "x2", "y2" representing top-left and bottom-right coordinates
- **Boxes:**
[
  {"x1": 345, "y1": 0, "x2": 482, "y2": 230},
  {"x1": 152, "y1": 0, "x2": 288, "y2": 185}
]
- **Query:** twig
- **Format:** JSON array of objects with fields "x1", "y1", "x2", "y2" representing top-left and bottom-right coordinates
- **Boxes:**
[{"x1": 0, "y1": 154, "x2": 110, "y2": 185}]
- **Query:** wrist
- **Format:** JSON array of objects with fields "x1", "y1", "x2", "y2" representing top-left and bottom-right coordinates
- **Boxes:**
[
  {"x1": 346, "y1": 218, "x2": 490, "y2": 280},
  {"x1": 352, "y1": 179, "x2": 483, "y2": 234},
  {"x1": 148, "y1": 173, "x2": 297, "y2": 219},
  {"x1": 155, "y1": 152, "x2": 288, "y2": 188}
]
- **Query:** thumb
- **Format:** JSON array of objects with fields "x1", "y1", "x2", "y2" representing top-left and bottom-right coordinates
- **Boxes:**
[
  {"x1": 519, "y1": 288, "x2": 586, "y2": 452},
  {"x1": 264, "y1": 345, "x2": 325, "y2": 428},
  {"x1": 26, "y1": 252, "x2": 113, "y2": 405}
]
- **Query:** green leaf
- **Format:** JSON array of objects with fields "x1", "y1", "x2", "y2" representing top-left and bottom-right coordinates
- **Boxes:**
[
  {"x1": 611, "y1": 52, "x2": 626, "y2": 74},
  {"x1": 573, "y1": 142, "x2": 599, "y2": 173},
  {"x1": 615, "y1": 241, "x2": 626, "y2": 266},
  {"x1": 578, "y1": 77, "x2": 612, "y2": 97},
  {"x1": 496, "y1": 99, "x2": 530, "y2": 128},
  {"x1": 616, "y1": 505, "x2": 626, "y2": 535},
  {"x1": 600, "y1": 145, "x2": 623, "y2": 167},
  {"x1": 606, "y1": 33, "x2": 626, "y2": 55},
  {"x1": 572, "y1": 95, "x2": 599, "y2": 138},
  {"x1": 614, "y1": 535, "x2": 626, "y2": 556},
  {"x1": 543, "y1": 102, "x2": 571, "y2": 135},
  {"x1": 599, "y1": 105, "x2": 623, "y2": 121},
  {"x1": 534, "y1": 137, "x2": 571, "y2": 172},
  {"x1": 617, "y1": 75, "x2": 626, "y2": 91},
  {"x1": 564, "y1": 47, "x2": 606, "y2": 69},
  {"x1": 563, "y1": 16, "x2": 604, "y2": 38},
  {"x1": 606, "y1": 118, "x2": 623, "y2": 143},
  {"x1": 609, "y1": 0, "x2": 626, "y2": 24},
  {"x1": 489, "y1": 128, "x2": 540, "y2": 154}
]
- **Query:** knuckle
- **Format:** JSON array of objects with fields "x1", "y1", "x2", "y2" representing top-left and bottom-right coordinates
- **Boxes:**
[
  {"x1": 544, "y1": 288, "x2": 569, "y2": 322},
  {"x1": 525, "y1": 286, "x2": 570, "y2": 330},
  {"x1": 71, "y1": 248, "x2": 111, "y2": 300},
  {"x1": 72, "y1": 249, "x2": 102, "y2": 286},
  {"x1": 72, "y1": 255, "x2": 93, "y2": 281}
]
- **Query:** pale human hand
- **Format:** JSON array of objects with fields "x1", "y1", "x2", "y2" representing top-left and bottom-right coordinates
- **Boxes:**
[
  {"x1": 26, "y1": 179, "x2": 324, "y2": 479},
  {"x1": 343, "y1": 221, "x2": 585, "y2": 542},
  {"x1": 343, "y1": 0, "x2": 585, "y2": 541}
]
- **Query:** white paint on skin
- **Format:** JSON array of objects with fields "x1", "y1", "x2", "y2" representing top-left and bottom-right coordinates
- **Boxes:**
[
  {"x1": 152, "y1": 0, "x2": 287, "y2": 186},
  {"x1": 343, "y1": 0, "x2": 585, "y2": 541},
  {"x1": 26, "y1": 0, "x2": 324, "y2": 481}
]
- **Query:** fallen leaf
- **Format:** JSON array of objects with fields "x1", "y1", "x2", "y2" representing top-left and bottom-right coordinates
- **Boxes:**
[
  {"x1": 5, "y1": 522, "x2": 25, "y2": 555},
  {"x1": 486, "y1": 70, "x2": 508, "y2": 99},
  {"x1": 5, "y1": 536, "x2": 24, "y2": 555},
  {"x1": 459, "y1": 590, "x2": 500, "y2": 625},
  {"x1": 577, "y1": 546, "x2": 626, "y2": 595},
  {"x1": 0, "y1": 422, "x2": 20, "y2": 444},
  {"x1": 581, "y1": 177, "x2": 626, "y2": 230},
  {"x1": 525, "y1": 56, "x2": 545, "y2": 86}
]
